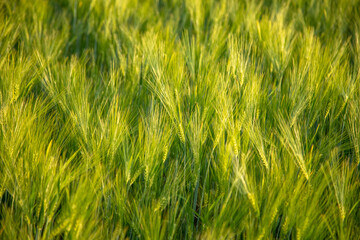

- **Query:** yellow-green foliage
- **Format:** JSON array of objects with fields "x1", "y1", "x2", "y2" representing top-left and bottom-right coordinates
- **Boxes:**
[{"x1": 1, "y1": 0, "x2": 360, "y2": 239}]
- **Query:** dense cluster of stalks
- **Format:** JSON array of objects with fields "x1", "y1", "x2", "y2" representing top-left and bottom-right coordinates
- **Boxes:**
[{"x1": 1, "y1": 0, "x2": 360, "y2": 239}]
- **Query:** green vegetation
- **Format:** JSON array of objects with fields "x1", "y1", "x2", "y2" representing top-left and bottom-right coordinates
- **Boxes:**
[{"x1": 1, "y1": 0, "x2": 360, "y2": 239}]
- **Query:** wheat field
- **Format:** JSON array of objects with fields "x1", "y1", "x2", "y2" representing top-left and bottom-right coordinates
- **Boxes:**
[{"x1": 1, "y1": 0, "x2": 360, "y2": 239}]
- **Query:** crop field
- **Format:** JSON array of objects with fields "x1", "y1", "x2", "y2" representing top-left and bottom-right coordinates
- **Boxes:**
[{"x1": 1, "y1": 0, "x2": 360, "y2": 239}]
